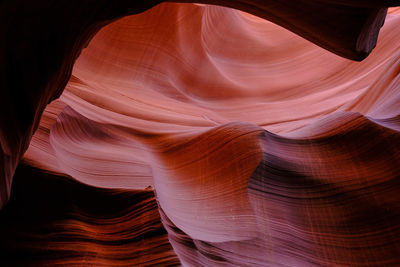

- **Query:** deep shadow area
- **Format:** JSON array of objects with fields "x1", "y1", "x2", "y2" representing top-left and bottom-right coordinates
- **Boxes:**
[{"x1": 0, "y1": 164, "x2": 179, "y2": 266}]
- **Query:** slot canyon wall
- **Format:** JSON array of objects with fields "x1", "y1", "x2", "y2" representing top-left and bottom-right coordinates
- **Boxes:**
[{"x1": 1, "y1": 1, "x2": 400, "y2": 266}]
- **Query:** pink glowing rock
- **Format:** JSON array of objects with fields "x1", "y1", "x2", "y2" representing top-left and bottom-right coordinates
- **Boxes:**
[{"x1": 1, "y1": 2, "x2": 400, "y2": 266}]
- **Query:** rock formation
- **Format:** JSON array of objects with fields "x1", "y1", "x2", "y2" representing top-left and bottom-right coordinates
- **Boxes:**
[{"x1": 1, "y1": 1, "x2": 400, "y2": 266}]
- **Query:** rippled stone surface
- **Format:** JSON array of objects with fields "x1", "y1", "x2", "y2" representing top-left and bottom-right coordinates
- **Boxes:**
[{"x1": 1, "y1": 2, "x2": 400, "y2": 266}]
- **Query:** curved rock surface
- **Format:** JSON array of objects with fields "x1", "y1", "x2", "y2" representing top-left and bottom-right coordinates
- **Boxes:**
[{"x1": 1, "y1": 2, "x2": 400, "y2": 266}]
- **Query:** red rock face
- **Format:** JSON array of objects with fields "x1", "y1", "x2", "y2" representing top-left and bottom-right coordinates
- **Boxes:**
[{"x1": 1, "y1": 1, "x2": 400, "y2": 266}]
